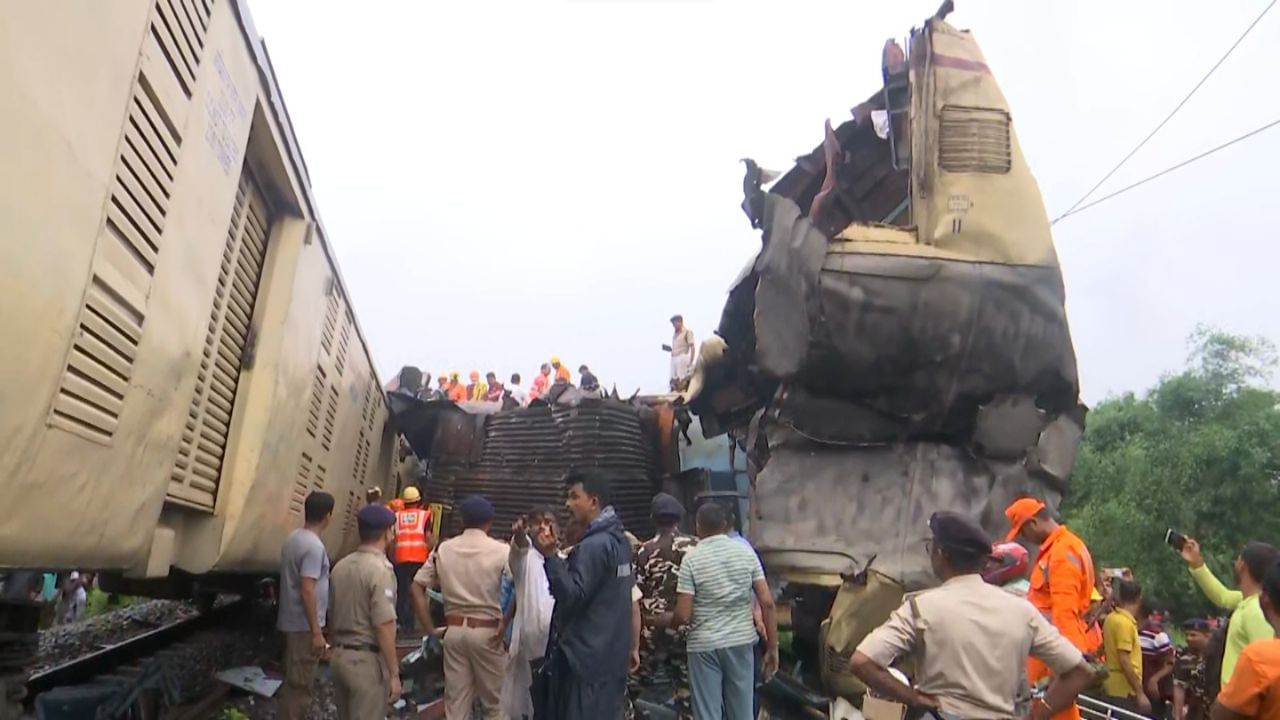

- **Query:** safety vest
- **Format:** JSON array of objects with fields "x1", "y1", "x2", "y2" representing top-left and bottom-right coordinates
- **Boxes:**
[{"x1": 393, "y1": 506, "x2": 431, "y2": 564}]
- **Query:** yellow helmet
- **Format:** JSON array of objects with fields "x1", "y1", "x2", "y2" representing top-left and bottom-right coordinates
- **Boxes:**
[
  {"x1": 550, "y1": 355, "x2": 562, "y2": 365},
  {"x1": 401, "y1": 486, "x2": 422, "y2": 503}
]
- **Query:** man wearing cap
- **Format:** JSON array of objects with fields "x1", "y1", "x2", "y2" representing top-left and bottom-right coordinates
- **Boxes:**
[
  {"x1": 329, "y1": 504, "x2": 401, "y2": 719},
  {"x1": 1175, "y1": 618, "x2": 1214, "y2": 720},
  {"x1": 852, "y1": 512, "x2": 1096, "y2": 720},
  {"x1": 392, "y1": 486, "x2": 433, "y2": 633},
  {"x1": 632, "y1": 493, "x2": 698, "y2": 720},
  {"x1": 1005, "y1": 497, "x2": 1097, "y2": 720},
  {"x1": 411, "y1": 495, "x2": 509, "y2": 720},
  {"x1": 551, "y1": 356, "x2": 571, "y2": 384}
]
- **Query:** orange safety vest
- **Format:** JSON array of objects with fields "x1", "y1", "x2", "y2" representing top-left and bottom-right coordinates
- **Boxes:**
[
  {"x1": 1027, "y1": 525, "x2": 1096, "y2": 720},
  {"x1": 393, "y1": 506, "x2": 431, "y2": 564}
]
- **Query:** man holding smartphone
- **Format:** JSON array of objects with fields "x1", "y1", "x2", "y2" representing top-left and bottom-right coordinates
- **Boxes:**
[{"x1": 1177, "y1": 535, "x2": 1279, "y2": 688}]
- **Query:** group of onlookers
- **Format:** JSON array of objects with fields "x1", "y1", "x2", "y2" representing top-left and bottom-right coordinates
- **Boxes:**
[
  {"x1": 849, "y1": 498, "x2": 1280, "y2": 720},
  {"x1": 275, "y1": 473, "x2": 777, "y2": 719}
]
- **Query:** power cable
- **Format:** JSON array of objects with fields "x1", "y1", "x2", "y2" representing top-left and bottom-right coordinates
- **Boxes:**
[
  {"x1": 1052, "y1": 0, "x2": 1276, "y2": 223},
  {"x1": 1052, "y1": 116, "x2": 1280, "y2": 223}
]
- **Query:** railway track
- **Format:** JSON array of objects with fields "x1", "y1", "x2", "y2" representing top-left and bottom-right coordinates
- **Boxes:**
[{"x1": 24, "y1": 599, "x2": 261, "y2": 719}]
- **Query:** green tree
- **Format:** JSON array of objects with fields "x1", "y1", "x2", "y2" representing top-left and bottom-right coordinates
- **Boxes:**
[{"x1": 1062, "y1": 326, "x2": 1280, "y2": 617}]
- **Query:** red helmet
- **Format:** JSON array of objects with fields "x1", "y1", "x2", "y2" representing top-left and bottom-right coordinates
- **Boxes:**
[{"x1": 982, "y1": 542, "x2": 1029, "y2": 586}]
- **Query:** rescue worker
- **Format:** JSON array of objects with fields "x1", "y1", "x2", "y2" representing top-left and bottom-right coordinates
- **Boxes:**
[
  {"x1": 851, "y1": 512, "x2": 1097, "y2": 720},
  {"x1": 411, "y1": 496, "x2": 509, "y2": 720},
  {"x1": 1005, "y1": 497, "x2": 1098, "y2": 720},
  {"x1": 447, "y1": 372, "x2": 467, "y2": 403},
  {"x1": 534, "y1": 471, "x2": 634, "y2": 720},
  {"x1": 631, "y1": 493, "x2": 697, "y2": 720},
  {"x1": 392, "y1": 486, "x2": 432, "y2": 633},
  {"x1": 329, "y1": 504, "x2": 401, "y2": 719},
  {"x1": 529, "y1": 364, "x2": 552, "y2": 402},
  {"x1": 550, "y1": 356, "x2": 571, "y2": 384}
]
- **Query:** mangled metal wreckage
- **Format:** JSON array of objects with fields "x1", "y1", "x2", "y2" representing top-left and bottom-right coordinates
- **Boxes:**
[{"x1": 688, "y1": 6, "x2": 1087, "y2": 697}]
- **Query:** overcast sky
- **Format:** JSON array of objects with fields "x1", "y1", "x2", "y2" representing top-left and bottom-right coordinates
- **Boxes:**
[{"x1": 248, "y1": 0, "x2": 1280, "y2": 404}]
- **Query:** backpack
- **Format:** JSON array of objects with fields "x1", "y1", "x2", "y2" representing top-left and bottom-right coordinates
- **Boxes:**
[{"x1": 1203, "y1": 622, "x2": 1229, "y2": 700}]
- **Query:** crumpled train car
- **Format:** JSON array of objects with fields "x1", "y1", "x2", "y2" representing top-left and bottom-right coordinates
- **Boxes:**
[
  {"x1": 389, "y1": 393, "x2": 680, "y2": 541},
  {"x1": 689, "y1": 5, "x2": 1087, "y2": 697},
  {"x1": 0, "y1": 0, "x2": 393, "y2": 599}
]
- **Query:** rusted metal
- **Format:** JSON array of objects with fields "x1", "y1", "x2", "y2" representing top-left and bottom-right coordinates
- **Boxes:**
[{"x1": 394, "y1": 398, "x2": 665, "y2": 539}]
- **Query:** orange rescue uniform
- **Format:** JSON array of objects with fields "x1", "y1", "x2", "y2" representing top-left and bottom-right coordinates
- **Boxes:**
[
  {"x1": 1027, "y1": 524, "x2": 1097, "y2": 720},
  {"x1": 393, "y1": 505, "x2": 432, "y2": 564}
]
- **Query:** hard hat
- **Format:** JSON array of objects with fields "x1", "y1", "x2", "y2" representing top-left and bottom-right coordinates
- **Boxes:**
[
  {"x1": 402, "y1": 486, "x2": 422, "y2": 503},
  {"x1": 550, "y1": 355, "x2": 561, "y2": 365},
  {"x1": 450, "y1": 371, "x2": 460, "y2": 379}
]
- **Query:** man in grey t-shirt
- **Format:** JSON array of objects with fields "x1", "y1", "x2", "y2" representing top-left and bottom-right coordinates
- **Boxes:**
[{"x1": 277, "y1": 491, "x2": 334, "y2": 720}]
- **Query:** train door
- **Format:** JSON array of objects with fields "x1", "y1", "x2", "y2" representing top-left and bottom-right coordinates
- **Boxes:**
[{"x1": 165, "y1": 165, "x2": 273, "y2": 510}]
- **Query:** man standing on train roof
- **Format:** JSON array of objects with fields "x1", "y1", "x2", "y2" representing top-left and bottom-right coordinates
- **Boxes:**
[
  {"x1": 277, "y1": 491, "x2": 333, "y2": 720},
  {"x1": 851, "y1": 511, "x2": 1096, "y2": 720},
  {"x1": 412, "y1": 495, "x2": 510, "y2": 720},
  {"x1": 534, "y1": 471, "x2": 634, "y2": 720},
  {"x1": 391, "y1": 486, "x2": 432, "y2": 634},
  {"x1": 1005, "y1": 497, "x2": 1099, "y2": 720},
  {"x1": 663, "y1": 315, "x2": 695, "y2": 392},
  {"x1": 329, "y1": 504, "x2": 401, "y2": 719}
]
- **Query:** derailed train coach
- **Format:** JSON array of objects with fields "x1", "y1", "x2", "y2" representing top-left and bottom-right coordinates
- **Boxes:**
[
  {"x1": 0, "y1": 0, "x2": 394, "y2": 599},
  {"x1": 689, "y1": 6, "x2": 1087, "y2": 698},
  {"x1": 388, "y1": 390, "x2": 693, "y2": 542}
]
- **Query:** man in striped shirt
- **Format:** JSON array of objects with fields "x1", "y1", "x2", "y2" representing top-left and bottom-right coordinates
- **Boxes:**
[{"x1": 672, "y1": 503, "x2": 778, "y2": 720}]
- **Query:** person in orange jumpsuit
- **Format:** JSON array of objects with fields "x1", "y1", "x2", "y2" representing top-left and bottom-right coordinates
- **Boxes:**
[
  {"x1": 1005, "y1": 498, "x2": 1098, "y2": 720},
  {"x1": 447, "y1": 372, "x2": 467, "y2": 403}
]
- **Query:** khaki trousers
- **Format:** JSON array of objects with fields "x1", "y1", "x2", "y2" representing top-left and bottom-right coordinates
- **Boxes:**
[
  {"x1": 279, "y1": 631, "x2": 319, "y2": 720},
  {"x1": 443, "y1": 625, "x2": 505, "y2": 719},
  {"x1": 332, "y1": 647, "x2": 390, "y2": 720}
]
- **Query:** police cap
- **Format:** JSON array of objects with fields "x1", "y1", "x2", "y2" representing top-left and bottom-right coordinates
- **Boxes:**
[
  {"x1": 651, "y1": 492, "x2": 685, "y2": 520},
  {"x1": 928, "y1": 511, "x2": 993, "y2": 558},
  {"x1": 357, "y1": 504, "x2": 396, "y2": 531},
  {"x1": 459, "y1": 495, "x2": 494, "y2": 525}
]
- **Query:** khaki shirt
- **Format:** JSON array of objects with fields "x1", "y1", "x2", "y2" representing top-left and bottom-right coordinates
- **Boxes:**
[
  {"x1": 328, "y1": 545, "x2": 397, "y2": 646},
  {"x1": 414, "y1": 528, "x2": 509, "y2": 621},
  {"x1": 857, "y1": 574, "x2": 1084, "y2": 719}
]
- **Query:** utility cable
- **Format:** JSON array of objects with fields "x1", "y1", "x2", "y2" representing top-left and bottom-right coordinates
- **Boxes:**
[
  {"x1": 1052, "y1": 116, "x2": 1280, "y2": 223},
  {"x1": 1052, "y1": 0, "x2": 1276, "y2": 223}
]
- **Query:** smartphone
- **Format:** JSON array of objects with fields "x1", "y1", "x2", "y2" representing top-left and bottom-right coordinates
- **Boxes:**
[{"x1": 1165, "y1": 529, "x2": 1187, "y2": 551}]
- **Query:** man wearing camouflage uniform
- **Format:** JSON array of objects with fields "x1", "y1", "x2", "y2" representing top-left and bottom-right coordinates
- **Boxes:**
[{"x1": 629, "y1": 493, "x2": 697, "y2": 720}]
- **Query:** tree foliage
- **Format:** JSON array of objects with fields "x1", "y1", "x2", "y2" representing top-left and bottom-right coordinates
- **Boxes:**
[{"x1": 1062, "y1": 326, "x2": 1280, "y2": 616}]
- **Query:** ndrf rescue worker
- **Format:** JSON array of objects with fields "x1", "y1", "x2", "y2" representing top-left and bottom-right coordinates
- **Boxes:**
[
  {"x1": 329, "y1": 505, "x2": 401, "y2": 719},
  {"x1": 392, "y1": 486, "x2": 432, "y2": 632},
  {"x1": 851, "y1": 512, "x2": 1096, "y2": 720},
  {"x1": 412, "y1": 495, "x2": 509, "y2": 720},
  {"x1": 1005, "y1": 498, "x2": 1098, "y2": 720}
]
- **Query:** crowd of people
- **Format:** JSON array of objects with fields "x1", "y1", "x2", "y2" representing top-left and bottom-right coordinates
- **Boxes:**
[
  {"x1": 275, "y1": 472, "x2": 774, "y2": 720},
  {"x1": 386, "y1": 313, "x2": 700, "y2": 409},
  {"x1": 270, "y1": 430, "x2": 1280, "y2": 720},
  {"x1": 389, "y1": 357, "x2": 605, "y2": 409},
  {"x1": 850, "y1": 497, "x2": 1280, "y2": 720}
]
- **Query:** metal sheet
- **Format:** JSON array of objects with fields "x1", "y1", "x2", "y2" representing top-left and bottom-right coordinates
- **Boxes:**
[
  {"x1": 395, "y1": 398, "x2": 662, "y2": 539},
  {"x1": 751, "y1": 439, "x2": 1061, "y2": 590}
]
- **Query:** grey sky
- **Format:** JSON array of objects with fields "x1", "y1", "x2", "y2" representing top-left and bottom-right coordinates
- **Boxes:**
[{"x1": 249, "y1": 0, "x2": 1280, "y2": 404}]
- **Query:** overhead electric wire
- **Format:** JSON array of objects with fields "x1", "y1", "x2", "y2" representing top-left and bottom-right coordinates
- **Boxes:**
[
  {"x1": 1052, "y1": 116, "x2": 1280, "y2": 223},
  {"x1": 1052, "y1": 0, "x2": 1276, "y2": 224}
]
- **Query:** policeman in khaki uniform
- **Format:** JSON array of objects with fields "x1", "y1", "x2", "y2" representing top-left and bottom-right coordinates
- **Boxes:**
[
  {"x1": 412, "y1": 495, "x2": 509, "y2": 720},
  {"x1": 329, "y1": 504, "x2": 402, "y2": 719},
  {"x1": 851, "y1": 512, "x2": 1096, "y2": 720}
]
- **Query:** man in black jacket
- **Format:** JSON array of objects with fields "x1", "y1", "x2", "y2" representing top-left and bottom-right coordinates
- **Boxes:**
[{"x1": 534, "y1": 470, "x2": 634, "y2": 719}]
